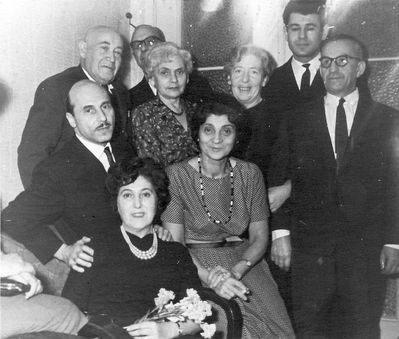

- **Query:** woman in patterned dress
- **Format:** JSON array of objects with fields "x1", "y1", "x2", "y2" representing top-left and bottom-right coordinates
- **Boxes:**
[
  {"x1": 162, "y1": 102, "x2": 294, "y2": 338},
  {"x1": 131, "y1": 42, "x2": 198, "y2": 167}
]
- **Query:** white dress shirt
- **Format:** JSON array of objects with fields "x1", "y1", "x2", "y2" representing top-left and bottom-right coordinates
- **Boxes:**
[
  {"x1": 76, "y1": 134, "x2": 114, "y2": 172},
  {"x1": 291, "y1": 53, "x2": 321, "y2": 90}
]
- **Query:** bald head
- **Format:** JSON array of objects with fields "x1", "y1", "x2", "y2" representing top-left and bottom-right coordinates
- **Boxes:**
[
  {"x1": 79, "y1": 26, "x2": 123, "y2": 85},
  {"x1": 66, "y1": 80, "x2": 115, "y2": 145},
  {"x1": 130, "y1": 25, "x2": 166, "y2": 69}
]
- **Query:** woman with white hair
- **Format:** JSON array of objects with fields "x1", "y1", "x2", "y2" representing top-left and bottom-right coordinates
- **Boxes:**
[{"x1": 131, "y1": 42, "x2": 198, "y2": 167}]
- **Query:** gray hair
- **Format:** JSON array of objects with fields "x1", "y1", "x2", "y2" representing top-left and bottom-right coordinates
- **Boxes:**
[{"x1": 143, "y1": 42, "x2": 193, "y2": 79}]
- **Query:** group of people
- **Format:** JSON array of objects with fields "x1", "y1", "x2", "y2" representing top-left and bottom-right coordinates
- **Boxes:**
[{"x1": 2, "y1": 0, "x2": 399, "y2": 338}]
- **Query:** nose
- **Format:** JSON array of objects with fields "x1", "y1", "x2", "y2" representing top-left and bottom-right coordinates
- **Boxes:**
[
  {"x1": 97, "y1": 108, "x2": 107, "y2": 122},
  {"x1": 299, "y1": 27, "x2": 306, "y2": 39},
  {"x1": 329, "y1": 60, "x2": 339, "y2": 72},
  {"x1": 213, "y1": 132, "x2": 223, "y2": 143},
  {"x1": 170, "y1": 72, "x2": 177, "y2": 83},
  {"x1": 242, "y1": 70, "x2": 249, "y2": 83},
  {"x1": 133, "y1": 196, "x2": 141, "y2": 208}
]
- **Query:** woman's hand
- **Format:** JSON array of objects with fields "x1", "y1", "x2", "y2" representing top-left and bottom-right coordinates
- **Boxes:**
[
  {"x1": 124, "y1": 321, "x2": 178, "y2": 339},
  {"x1": 207, "y1": 265, "x2": 231, "y2": 288},
  {"x1": 214, "y1": 277, "x2": 249, "y2": 301},
  {"x1": 267, "y1": 180, "x2": 291, "y2": 212},
  {"x1": 55, "y1": 237, "x2": 94, "y2": 273}
]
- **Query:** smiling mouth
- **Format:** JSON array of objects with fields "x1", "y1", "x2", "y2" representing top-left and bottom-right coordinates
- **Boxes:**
[{"x1": 238, "y1": 87, "x2": 251, "y2": 92}]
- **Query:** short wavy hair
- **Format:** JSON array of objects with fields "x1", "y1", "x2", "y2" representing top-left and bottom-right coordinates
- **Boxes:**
[
  {"x1": 106, "y1": 157, "x2": 170, "y2": 224},
  {"x1": 143, "y1": 42, "x2": 193, "y2": 79},
  {"x1": 224, "y1": 45, "x2": 277, "y2": 79}
]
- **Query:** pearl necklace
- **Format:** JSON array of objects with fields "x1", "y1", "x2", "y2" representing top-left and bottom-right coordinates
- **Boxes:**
[
  {"x1": 198, "y1": 155, "x2": 234, "y2": 225},
  {"x1": 120, "y1": 226, "x2": 158, "y2": 260}
]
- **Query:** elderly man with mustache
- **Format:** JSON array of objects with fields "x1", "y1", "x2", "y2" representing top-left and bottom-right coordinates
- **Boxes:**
[{"x1": 18, "y1": 26, "x2": 132, "y2": 189}]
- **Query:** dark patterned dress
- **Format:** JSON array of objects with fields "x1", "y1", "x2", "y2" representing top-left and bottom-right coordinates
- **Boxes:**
[
  {"x1": 131, "y1": 97, "x2": 198, "y2": 167},
  {"x1": 162, "y1": 160, "x2": 294, "y2": 338}
]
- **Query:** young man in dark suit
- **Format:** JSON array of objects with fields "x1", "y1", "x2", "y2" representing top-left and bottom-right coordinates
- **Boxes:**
[
  {"x1": 285, "y1": 34, "x2": 399, "y2": 338},
  {"x1": 129, "y1": 24, "x2": 214, "y2": 110},
  {"x1": 264, "y1": 0, "x2": 326, "y2": 112},
  {"x1": 18, "y1": 26, "x2": 131, "y2": 188}
]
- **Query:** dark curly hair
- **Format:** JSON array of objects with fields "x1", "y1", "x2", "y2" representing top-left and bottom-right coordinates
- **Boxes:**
[{"x1": 105, "y1": 157, "x2": 170, "y2": 224}]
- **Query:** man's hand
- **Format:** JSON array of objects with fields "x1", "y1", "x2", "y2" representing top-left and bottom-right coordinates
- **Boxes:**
[
  {"x1": 268, "y1": 180, "x2": 291, "y2": 212},
  {"x1": 154, "y1": 225, "x2": 173, "y2": 241},
  {"x1": 55, "y1": 237, "x2": 94, "y2": 273},
  {"x1": 380, "y1": 246, "x2": 399, "y2": 275},
  {"x1": 9, "y1": 271, "x2": 43, "y2": 299},
  {"x1": 271, "y1": 235, "x2": 291, "y2": 271}
]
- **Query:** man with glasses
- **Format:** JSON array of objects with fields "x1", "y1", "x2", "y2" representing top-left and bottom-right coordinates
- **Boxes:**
[
  {"x1": 129, "y1": 24, "x2": 214, "y2": 109},
  {"x1": 285, "y1": 34, "x2": 399, "y2": 337},
  {"x1": 18, "y1": 26, "x2": 131, "y2": 188}
]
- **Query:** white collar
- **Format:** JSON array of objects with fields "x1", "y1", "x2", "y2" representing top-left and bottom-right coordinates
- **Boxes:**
[
  {"x1": 76, "y1": 134, "x2": 112, "y2": 161},
  {"x1": 325, "y1": 88, "x2": 359, "y2": 106},
  {"x1": 291, "y1": 53, "x2": 320, "y2": 72}
]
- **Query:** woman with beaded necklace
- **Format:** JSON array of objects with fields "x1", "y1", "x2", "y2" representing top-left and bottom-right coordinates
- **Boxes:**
[
  {"x1": 62, "y1": 157, "x2": 203, "y2": 339},
  {"x1": 163, "y1": 102, "x2": 294, "y2": 338}
]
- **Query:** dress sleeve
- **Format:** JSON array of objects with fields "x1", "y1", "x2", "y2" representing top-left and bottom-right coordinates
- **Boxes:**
[{"x1": 161, "y1": 166, "x2": 185, "y2": 224}]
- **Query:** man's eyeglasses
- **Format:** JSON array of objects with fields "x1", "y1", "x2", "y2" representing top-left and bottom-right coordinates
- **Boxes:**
[
  {"x1": 319, "y1": 55, "x2": 362, "y2": 68},
  {"x1": 130, "y1": 36, "x2": 162, "y2": 50}
]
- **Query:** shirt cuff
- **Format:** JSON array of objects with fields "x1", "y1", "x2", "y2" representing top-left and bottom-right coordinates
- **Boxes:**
[
  {"x1": 272, "y1": 229, "x2": 290, "y2": 241},
  {"x1": 384, "y1": 244, "x2": 399, "y2": 250}
]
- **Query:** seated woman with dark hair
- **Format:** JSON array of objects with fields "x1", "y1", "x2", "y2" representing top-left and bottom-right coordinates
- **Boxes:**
[
  {"x1": 62, "y1": 157, "x2": 204, "y2": 339},
  {"x1": 162, "y1": 102, "x2": 294, "y2": 338}
]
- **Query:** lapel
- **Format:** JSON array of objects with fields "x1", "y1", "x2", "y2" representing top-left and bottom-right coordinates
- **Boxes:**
[
  {"x1": 339, "y1": 94, "x2": 375, "y2": 171},
  {"x1": 70, "y1": 136, "x2": 107, "y2": 175},
  {"x1": 284, "y1": 58, "x2": 301, "y2": 95}
]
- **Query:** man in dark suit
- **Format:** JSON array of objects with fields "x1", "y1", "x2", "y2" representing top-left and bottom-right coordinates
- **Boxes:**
[
  {"x1": 284, "y1": 34, "x2": 399, "y2": 338},
  {"x1": 18, "y1": 26, "x2": 131, "y2": 188},
  {"x1": 129, "y1": 24, "x2": 214, "y2": 110},
  {"x1": 264, "y1": 0, "x2": 326, "y2": 112},
  {"x1": 3, "y1": 80, "x2": 127, "y2": 270},
  {"x1": 265, "y1": 0, "x2": 327, "y2": 318}
]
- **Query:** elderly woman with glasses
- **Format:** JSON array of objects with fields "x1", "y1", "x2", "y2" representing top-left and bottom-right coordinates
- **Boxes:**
[{"x1": 131, "y1": 42, "x2": 198, "y2": 167}]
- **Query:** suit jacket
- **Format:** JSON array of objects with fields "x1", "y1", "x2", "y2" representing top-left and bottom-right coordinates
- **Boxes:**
[
  {"x1": 18, "y1": 66, "x2": 130, "y2": 188},
  {"x1": 263, "y1": 57, "x2": 325, "y2": 113},
  {"x1": 3, "y1": 136, "x2": 129, "y2": 263},
  {"x1": 287, "y1": 93, "x2": 399, "y2": 255},
  {"x1": 129, "y1": 71, "x2": 214, "y2": 110}
]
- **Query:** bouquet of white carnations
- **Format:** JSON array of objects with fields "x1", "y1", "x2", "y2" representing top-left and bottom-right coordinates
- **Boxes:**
[{"x1": 135, "y1": 288, "x2": 216, "y2": 338}]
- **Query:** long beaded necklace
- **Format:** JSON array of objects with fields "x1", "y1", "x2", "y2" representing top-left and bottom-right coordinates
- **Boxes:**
[
  {"x1": 197, "y1": 155, "x2": 235, "y2": 225},
  {"x1": 120, "y1": 226, "x2": 158, "y2": 260}
]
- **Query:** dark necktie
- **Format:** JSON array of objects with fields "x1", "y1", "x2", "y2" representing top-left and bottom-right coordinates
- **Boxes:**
[
  {"x1": 300, "y1": 63, "x2": 311, "y2": 95},
  {"x1": 104, "y1": 146, "x2": 115, "y2": 167},
  {"x1": 335, "y1": 98, "x2": 348, "y2": 170}
]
